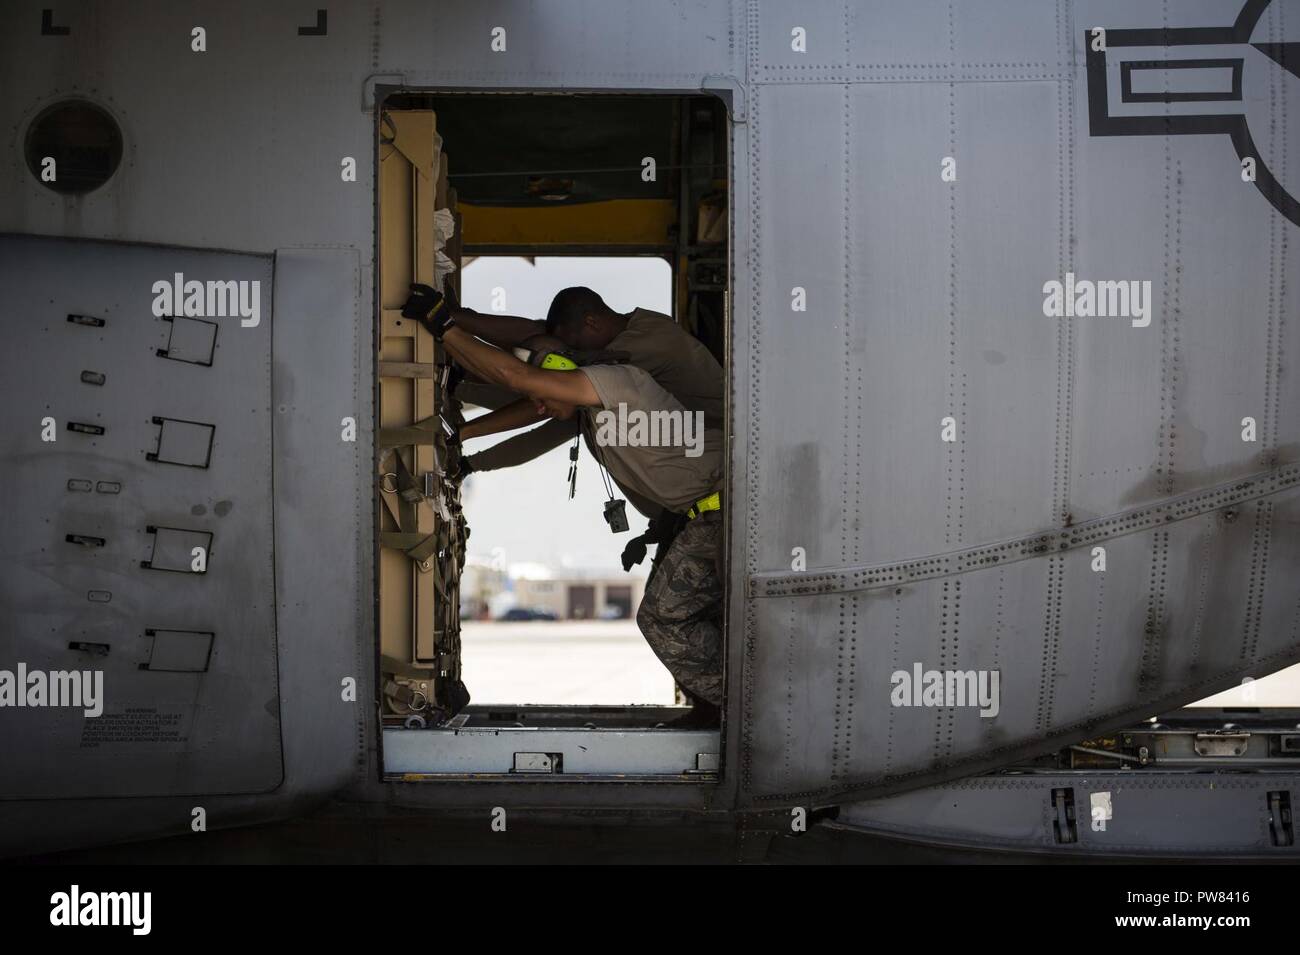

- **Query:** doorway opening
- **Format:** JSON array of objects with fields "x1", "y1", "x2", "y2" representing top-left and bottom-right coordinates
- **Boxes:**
[
  {"x1": 456, "y1": 254, "x2": 675, "y2": 706},
  {"x1": 375, "y1": 91, "x2": 730, "y2": 780}
]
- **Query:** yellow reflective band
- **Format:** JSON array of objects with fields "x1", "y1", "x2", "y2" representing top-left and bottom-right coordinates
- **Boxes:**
[
  {"x1": 687, "y1": 491, "x2": 722, "y2": 520},
  {"x1": 539, "y1": 352, "x2": 579, "y2": 371}
]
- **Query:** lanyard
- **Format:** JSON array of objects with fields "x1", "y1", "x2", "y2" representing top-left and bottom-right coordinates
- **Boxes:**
[{"x1": 575, "y1": 412, "x2": 628, "y2": 532}]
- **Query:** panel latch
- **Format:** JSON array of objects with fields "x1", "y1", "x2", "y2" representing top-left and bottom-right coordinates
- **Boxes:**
[
  {"x1": 512, "y1": 752, "x2": 562, "y2": 774},
  {"x1": 1193, "y1": 732, "x2": 1249, "y2": 757},
  {"x1": 1268, "y1": 791, "x2": 1294, "y2": 848},
  {"x1": 1051, "y1": 787, "x2": 1077, "y2": 844}
]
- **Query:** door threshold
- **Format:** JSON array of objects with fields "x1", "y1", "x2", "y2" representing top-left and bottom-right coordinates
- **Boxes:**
[{"x1": 382, "y1": 724, "x2": 720, "y2": 779}]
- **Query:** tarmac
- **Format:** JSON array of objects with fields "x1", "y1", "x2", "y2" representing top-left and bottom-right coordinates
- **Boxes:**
[{"x1": 461, "y1": 619, "x2": 676, "y2": 705}]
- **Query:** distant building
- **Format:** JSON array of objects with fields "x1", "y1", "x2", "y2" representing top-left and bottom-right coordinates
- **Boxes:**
[
  {"x1": 462, "y1": 558, "x2": 645, "y2": 621},
  {"x1": 513, "y1": 572, "x2": 645, "y2": 620}
]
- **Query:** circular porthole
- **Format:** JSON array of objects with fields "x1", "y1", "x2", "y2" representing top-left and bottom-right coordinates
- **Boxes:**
[{"x1": 24, "y1": 100, "x2": 123, "y2": 195}]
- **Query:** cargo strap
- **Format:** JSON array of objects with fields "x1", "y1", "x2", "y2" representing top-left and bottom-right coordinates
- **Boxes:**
[
  {"x1": 389, "y1": 448, "x2": 425, "y2": 504},
  {"x1": 380, "y1": 529, "x2": 443, "y2": 571},
  {"x1": 378, "y1": 361, "x2": 440, "y2": 379},
  {"x1": 379, "y1": 414, "x2": 444, "y2": 448},
  {"x1": 378, "y1": 449, "x2": 421, "y2": 530}
]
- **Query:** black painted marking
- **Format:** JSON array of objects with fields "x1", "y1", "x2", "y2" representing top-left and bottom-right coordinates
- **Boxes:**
[
  {"x1": 140, "y1": 524, "x2": 212, "y2": 574},
  {"x1": 68, "y1": 641, "x2": 110, "y2": 656},
  {"x1": 40, "y1": 8, "x2": 69, "y2": 36},
  {"x1": 65, "y1": 534, "x2": 105, "y2": 548},
  {"x1": 146, "y1": 416, "x2": 215, "y2": 468},
  {"x1": 66, "y1": 479, "x2": 92, "y2": 492},
  {"x1": 141, "y1": 629, "x2": 215, "y2": 673},
  {"x1": 66, "y1": 421, "x2": 104, "y2": 435},
  {"x1": 157, "y1": 315, "x2": 217, "y2": 366},
  {"x1": 95, "y1": 481, "x2": 121, "y2": 494},
  {"x1": 80, "y1": 370, "x2": 106, "y2": 386},
  {"x1": 298, "y1": 9, "x2": 327, "y2": 36},
  {"x1": 1085, "y1": 0, "x2": 1299, "y2": 228},
  {"x1": 1120, "y1": 59, "x2": 1243, "y2": 104},
  {"x1": 67, "y1": 313, "x2": 104, "y2": 327},
  {"x1": 1254, "y1": 42, "x2": 1300, "y2": 79}
]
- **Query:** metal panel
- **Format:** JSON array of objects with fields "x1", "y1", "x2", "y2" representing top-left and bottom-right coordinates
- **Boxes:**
[
  {"x1": 736, "y1": 1, "x2": 1300, "y2": 808},
  {"x1": 0, "y1": 0, "x2": 738, "y2": 854},
  {"x1": 0, "y1": 235, "x2": 281, "y2": 799},
  {"x1": 0, "y1": 0, "x2": 744, "y2": 255},
  {"x1": 836, "y1": 772, "x2": 1300, "y2": 856},
  {"x1": 375, "y1": 0, "x2": 742, "y2": 84},
  {"x1": 269, "y1": 246, "x2": 367, "y2": 798}
]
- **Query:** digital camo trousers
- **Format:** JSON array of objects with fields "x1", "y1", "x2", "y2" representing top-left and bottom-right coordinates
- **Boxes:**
[{"x1": 636, "y1": 512, "x2": 724, "y2": 706}]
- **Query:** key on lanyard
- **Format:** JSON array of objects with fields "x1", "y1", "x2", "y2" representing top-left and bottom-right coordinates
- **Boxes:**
[{"x1": 567, "y1": 436, "x2": 579, "y2": 499}]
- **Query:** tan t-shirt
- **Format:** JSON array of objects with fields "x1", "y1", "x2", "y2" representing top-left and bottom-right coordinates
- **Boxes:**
[
  {"x1": 579, "y1": 363, "x2": 723, "y2": 515},
  {"x1": 608, "y1": 310, "x2": 724, "y2": 431}
]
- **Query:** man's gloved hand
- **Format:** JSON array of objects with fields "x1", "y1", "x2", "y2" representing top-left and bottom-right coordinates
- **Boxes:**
[
  {"x1": 620, "y1": 534, "x2": 648, "y2": 572},
  {"x1": 401, "y1": 282, "x2": 459, "y2": 339},
  {"x1": 452, "y1": 454, "x2": 474, "y2": 483}
]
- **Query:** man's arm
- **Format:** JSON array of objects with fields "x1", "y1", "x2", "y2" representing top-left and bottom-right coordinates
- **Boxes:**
[
  {"x1": 442, "y1": 327, "x2": 600, "y2": 408},
  {"x1": 453, "y1": 308, "x2": 546, "y2": 349},
  {"x1": 460, "y1": 399, "x2": 546, "y2": 442},
  {"x1": 466, "y1": 417, "x2": 577, "y2": 472}
]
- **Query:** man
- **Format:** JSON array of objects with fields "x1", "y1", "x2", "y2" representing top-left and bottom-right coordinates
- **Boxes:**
[{"x1": 405, "y1": 285, "x2": 725, "y2": 722}]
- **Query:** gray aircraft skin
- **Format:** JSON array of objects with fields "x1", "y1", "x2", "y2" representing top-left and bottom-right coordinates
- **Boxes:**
[{"x1": 2, "y1": 0, "x2": 1299, "y2": 862}]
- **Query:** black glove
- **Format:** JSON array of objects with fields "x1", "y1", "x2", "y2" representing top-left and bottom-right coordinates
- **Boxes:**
[
  {"x1": 452, "y1": 455, "x2": 474, "y2": 483},
  {"x1": 620, "y1": 535, "x2": 648, "y2": 572},
  {"x1": 401, "y1": 282, "x2": 458, "y2": 339}
]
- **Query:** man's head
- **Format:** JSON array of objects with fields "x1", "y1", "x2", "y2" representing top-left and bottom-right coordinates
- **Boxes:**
[{"x1": 545, "y1": 287, "x2": 625, "y2": 350}]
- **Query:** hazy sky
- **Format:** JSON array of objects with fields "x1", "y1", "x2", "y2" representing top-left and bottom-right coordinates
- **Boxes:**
[{"x1": 458, "y1": 255, "x2": 672, "y2": 575}]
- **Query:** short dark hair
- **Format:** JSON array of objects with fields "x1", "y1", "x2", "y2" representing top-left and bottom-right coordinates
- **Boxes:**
[{"x1": 545, "y1": 287, "x2": 608, "y2": 334}]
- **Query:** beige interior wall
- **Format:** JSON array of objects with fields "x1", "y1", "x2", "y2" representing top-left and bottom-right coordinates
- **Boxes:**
[{"x1": 377, "y1": 111, "x2": 463, "y2": 715}]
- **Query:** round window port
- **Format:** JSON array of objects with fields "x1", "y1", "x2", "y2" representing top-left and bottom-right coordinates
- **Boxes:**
[{"x1": 24, "y1": 99, "x2": 124, "y2": 195}]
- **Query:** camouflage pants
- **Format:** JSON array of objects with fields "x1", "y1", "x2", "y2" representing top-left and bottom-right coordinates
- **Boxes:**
[{"x1": 636, "y1": 512, "x2": 723, "y2": 706}]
